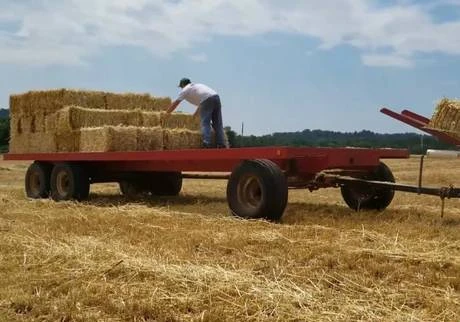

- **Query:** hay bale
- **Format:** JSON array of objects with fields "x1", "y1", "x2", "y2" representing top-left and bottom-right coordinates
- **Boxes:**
[
  {"x1": 163, "y1": 129, "x2": 202, "y2": 150},
  {"x1": 80, "y1": 126, "x2": 138, "y2": 152},
  {"x1": 429, "y1": 99, "x2": 460, "y2": 131},
  {"x1": 9, "y1": 114, "x2": 24, "y2": 139},
  {"x1": 9, "y1": 133, "x2": 56, "y2": 153},
  {"x1": 10, "y1": 89, "x2": 171, "y2": 119},
  {"x1": 54, "y1": 106, "x2": 142, "y2": 133},
  {"x1": 9, "y1": 89, "x2": 107, "y2": 117},
  {"x1": 28, "y1": 112, "x2": 46, "y2": 133},
  {"x1": 105, "y1": 93, "x2": 171, "y2": 111},
  {"x1": 137, "y1": 127, "x2": 163, "y2": 151},
  {"x1": 161, "y1": 112, "x2": 200, "y2": 131},
  {"x1": 9, "y1": 134, "x2": 28, "y2": 154},
  {"x1": 61, "y1": 89, "x2": 106, "y2": 110},
  {"x1": 9, "y1": 94, "x2": 25, "y2": 116},
  {"x1": 140, "y1": 111, "x2": 162, "y2": 127},
  {"x1": 29, "y1": 133, "x2": 57, "y2": 153},
  {"x1": 56, "y1": 131, "x2": 80, "y2": 152},
  {"x1": 11, "y1": 112, "x2": 47, "y2": 135},
  {"x1": 45, "y1": 112, "x2": 58, "y2": 133}
]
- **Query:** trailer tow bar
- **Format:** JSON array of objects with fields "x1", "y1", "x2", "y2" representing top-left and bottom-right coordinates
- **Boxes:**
[{"x1": 316, "y1": 174, "x2": 460, "y2": 217}]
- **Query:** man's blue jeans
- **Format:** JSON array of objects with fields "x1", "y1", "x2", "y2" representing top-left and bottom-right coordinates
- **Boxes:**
[{"x1": 199, "y1": 95, "x2": 226, "y2": 147}]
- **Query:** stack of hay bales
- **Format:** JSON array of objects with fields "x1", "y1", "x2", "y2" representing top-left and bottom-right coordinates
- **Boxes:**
[
  {"x1": 428, "y1": 99, "x2": 460, "y2": 140},
  {"x1": 9, "y1": 89, "x2": 207, "y2": 153}
]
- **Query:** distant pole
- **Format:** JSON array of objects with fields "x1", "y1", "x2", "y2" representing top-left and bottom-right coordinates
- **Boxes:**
[
  {"x1": 420, "y1": 134, "x2": 424, "y2": 155},
  {"x1": 241, "y1": 122, "x2": 244, "y2": 147}
]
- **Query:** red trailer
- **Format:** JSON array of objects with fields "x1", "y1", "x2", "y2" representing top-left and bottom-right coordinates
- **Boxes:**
[
  {"x1": 4, "y1": 147, "x2": 419, "y2": 220},
  {"x1": 6, "y1": 107, "x2": 460, "y2": 220}
]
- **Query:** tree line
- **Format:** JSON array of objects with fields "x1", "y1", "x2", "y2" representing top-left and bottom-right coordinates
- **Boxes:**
[
  {"x1": 224, "y1": 127, "x2": 453, "y2": 154},
  {"x1": 0, "y1": 118, "x2": 9, "y2": 152}
]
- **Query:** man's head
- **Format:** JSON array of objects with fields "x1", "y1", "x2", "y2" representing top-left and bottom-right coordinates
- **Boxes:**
[{"x1": 178, "y1": 78, "x2": 191, "y2": 88}]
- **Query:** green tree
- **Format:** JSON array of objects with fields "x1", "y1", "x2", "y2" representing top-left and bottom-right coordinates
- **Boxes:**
[
  {"x1": 0, "y1": 117, "x2": 10, "y2": 152},
  {"x1": 224, "y1": 126, "x2": 238, "y2": 148}
]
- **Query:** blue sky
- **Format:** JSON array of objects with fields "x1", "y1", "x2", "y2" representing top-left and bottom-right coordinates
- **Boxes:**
[{"x1": 1, "y1": 0, "x2": 460, "y2": 135}]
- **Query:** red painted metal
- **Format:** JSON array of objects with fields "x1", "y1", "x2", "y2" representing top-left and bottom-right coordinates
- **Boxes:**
[
  {"x1": 4, "y1": 147, "x2": 409, "y2": 176},
  {"x1": 381, "y1": 107, "x2": 460, "y2": 147},
  {"x1": 401, "y1": 110, "x2": 431, "y2": 124}
]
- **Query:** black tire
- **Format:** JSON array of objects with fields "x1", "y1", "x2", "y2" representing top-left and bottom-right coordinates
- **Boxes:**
[
  {"x1": 50, "y1": 163, "x2": 90, "y2": 201},
  {"x1": 25, "y1": 162, "x2": 52, "y2": 199},
  {"x1": 227, "y1": 159, "x2": 288, "y2": 221},
  {"x1": 119, "y1": 172, "x2": 183, "y2": 197},
  {"x1": 341, "y1": 162, "x2": 395, "y2": 211},
  {"x1": 119, "y1": 180, "x2": 149, "y2": 197},
  {"x1": 150, "y1": 172, "x2": 182, "y2": 196}
]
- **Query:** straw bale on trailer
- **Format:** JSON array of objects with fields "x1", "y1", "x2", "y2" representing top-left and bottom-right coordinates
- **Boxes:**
[
  {"x1": 137, "y1": 127, "x2": 164, "y2": 151},
  {"x1": 33, "y1": 112, "x2": 47, "y2": 133},
  {"x1": 10, "y1": 89, "x2": 107, "y2": 116},
  {"x1": 29, "y1": 133, "x2": 57, "y2": 153},
  {"x1": 163, "y1": 129, "x2": 202, "y2": 150},
  {"x1": 9, "y1": 95, "x2": 24, "y2": 116},
  {"x1": 139, "y1": 111, "x2": 162, "y2": 127},
  {"x1": 56, "y1": 131, "x2": 80, "y2": 152},
  {"x1": 61, "y1": 89, "x2": 107, "y2": 111},
  {"x1": 429, "y1": 99, "x2": 460, "y2": 139},
  {"x1": 161, "y1": 112, "x2": 200, "y2": 131},
  {"x1": 54, "y1": 106, "x2": 142, "y2": 133},
  {"x1": 105, "y1": 93, "x2": 171, "y2": 111},
  {"x1": 10, "y1": 111, "x2": 44, "y2": 133},
  {"x1": 10, "y1": 89, "x2": 171, "y2": 118},
  {"x1": 45, "y1": 112, "x2": 58, "y2": 133},
  {"x1": 9, "y1": 133, "x2": 56, "y2": 154},
  {"x1": 80, "y1": 126, "x2": 138, "y2": 152},
  {"x1": 8, "y1": 88, "x2": 211, "y2": 153}
]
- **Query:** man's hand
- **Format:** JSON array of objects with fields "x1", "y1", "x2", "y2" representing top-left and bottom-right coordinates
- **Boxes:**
[
  {"x1": 193, "y1": 107, "x2": 200, "y2": 118},
  {"x1": 166, "y1": 99, "x2": 181, "y2": 114}
]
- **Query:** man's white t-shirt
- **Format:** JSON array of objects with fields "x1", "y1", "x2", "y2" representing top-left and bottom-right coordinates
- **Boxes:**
[{"x1": 177, "y1": 83, "x2": 217, "y2": 106}]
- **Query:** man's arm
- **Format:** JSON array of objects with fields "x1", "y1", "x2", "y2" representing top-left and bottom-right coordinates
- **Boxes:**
[
  {"x1": 193, "y1": 106, "x2": 200, "y2": 117},
  {"x1": 166, "y1": 99, "x2": 181, "y2": 114}
]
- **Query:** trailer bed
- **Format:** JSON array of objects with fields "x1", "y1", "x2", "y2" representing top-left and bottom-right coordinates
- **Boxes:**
[{"x1": 4, "y1": 147, "x2": 409, "y2": 175}]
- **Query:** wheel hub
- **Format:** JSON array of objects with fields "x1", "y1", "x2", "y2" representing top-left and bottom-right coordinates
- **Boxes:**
[
  {"x1": 56, "y1": 172, "x2": 71, "y2": 197},
  {"x1": 29, "y1": 171, "x2": 41, "y2": 196},
  {"x1": 237, "y1": 174, "x2": 263, "y2": 213}
]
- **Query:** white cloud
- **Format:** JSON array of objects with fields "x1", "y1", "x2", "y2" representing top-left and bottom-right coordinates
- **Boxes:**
[
  {"x1": 1, "y1": 0, "x2": 460, "y2": 67},
  {"x1": 189, "y1": 53, "x2": 208, "y2": 63},
  {"x1": 361, "y1": 54, "x2": 414, "y2": 68}
]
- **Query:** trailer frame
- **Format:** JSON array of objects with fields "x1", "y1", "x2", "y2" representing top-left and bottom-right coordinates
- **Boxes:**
[{"x1": 5, "y1": 147, "x2": 413, "y2": 220}]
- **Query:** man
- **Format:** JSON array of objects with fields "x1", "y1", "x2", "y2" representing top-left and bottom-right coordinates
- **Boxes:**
[{"x1": 166, "y1": 78, "x2": 227, "y2": 148}]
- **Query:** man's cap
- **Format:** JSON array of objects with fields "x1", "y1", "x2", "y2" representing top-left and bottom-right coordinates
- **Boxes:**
[{"x1": 178, "y1": 78, "x2": 191, "y2": 88}]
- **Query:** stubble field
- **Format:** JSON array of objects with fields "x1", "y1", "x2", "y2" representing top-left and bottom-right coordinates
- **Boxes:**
[{"x1": 0, "y1": 156, "x2": 459, "y2": 321}]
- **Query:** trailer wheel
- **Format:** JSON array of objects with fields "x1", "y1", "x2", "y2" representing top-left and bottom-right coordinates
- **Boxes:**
[
  {"x1": 50, "y1": 163, "x2": 90, "y2": 201},
  {"x1": 341, "y1": 162, "x2": 395, "y2": 211},
  {"x1": 119, "y1": 181, "x2": 149, "y2": 197},
  {"x1": 227, "y1": 159, "x2": 288, "y2": 221},
  {"x1": 119, "y1": 172, "x2": 182, "y2": 197},
  {"x1": 150, "y1": 172, "x2": 182, "y2": 196},
  {"x1": 25, "y1": 162, "x2": 52, "y2": 199}
]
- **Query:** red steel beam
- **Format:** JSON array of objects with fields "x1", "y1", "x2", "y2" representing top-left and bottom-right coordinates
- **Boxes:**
[
  {"x1": 401, "y1": 109, "x2": 430, "y2": 124},
  {"x1": 381, "y1": 107, "x2": 428, "y2": 129},
  {"x1": 4, "y1": 147, "x2": 290, "y2": 162},
  {"x1": 4, "y1": 147, "x2": 409, "y2": 176}
]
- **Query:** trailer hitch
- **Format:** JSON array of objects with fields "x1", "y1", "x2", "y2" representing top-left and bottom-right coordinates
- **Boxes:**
[{"x1": 317, "y1": 173, "x2": 460, "y2": 217}]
